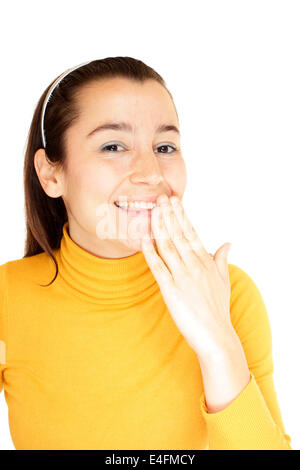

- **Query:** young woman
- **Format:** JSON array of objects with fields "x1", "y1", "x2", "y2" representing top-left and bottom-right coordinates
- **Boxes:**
[{"x1": 0, "y1": 57, "x2": 292, "y2": 450}]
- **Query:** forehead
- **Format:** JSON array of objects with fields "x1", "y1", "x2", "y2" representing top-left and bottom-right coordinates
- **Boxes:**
[{"x1": 74, "y1": 77, "x2": 177, "y2": 123}]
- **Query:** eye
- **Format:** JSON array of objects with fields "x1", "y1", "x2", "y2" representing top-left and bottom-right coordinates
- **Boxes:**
[
  {"x1": 99, "y1": 142, "x2": 126, "y2": 153},
  {"x1": 98, "y1": 142, "x2": 178, "y2": 156},
  {"x1": 156, "y1": 144, "x2": 177, "y2": 155}
]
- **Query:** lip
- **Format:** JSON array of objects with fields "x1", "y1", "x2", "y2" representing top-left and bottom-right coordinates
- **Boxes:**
[
  {"x1": 114, "y1": 195, "x2": 164, "y2": 204},
  {"x1": 114, "y1": 203, "x2": 153, "y2": 217}
]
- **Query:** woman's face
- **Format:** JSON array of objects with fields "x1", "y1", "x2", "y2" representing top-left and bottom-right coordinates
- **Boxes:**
[{"x1": 56, "y1": 77, "x2": 187, "y2": 258}]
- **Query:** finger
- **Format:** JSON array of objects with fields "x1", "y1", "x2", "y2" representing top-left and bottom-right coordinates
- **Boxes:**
[
  {"x1": 170, "y1": 196, "x2": 211, "y2": 262},
  {"x1": 160, "y1": 200, "x2": 202, "y2": 273},
  {"x1": 141, "y1": 236, "x2": 173, "y2": 287},
  {"x1": 151, "y1": 205, "x2": 188, "y2": 283}
]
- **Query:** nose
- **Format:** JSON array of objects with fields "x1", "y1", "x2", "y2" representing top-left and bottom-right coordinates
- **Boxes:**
[{"x1": 129, "y1": 150, "x2": 164, "y2": 186}]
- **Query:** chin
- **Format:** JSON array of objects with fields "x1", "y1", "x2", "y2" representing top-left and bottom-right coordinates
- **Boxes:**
[
  {"x1": 124, "y1": 237, "x2": 144, "y2": 252},
  {"x1": 124, "y1": 232, "x2": 153, "y2": 253}
]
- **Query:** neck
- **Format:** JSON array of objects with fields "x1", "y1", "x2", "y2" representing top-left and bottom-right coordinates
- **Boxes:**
[
  {"x1": 67, "y1": 218, "x2": 142, "y2": 259},
  {"x1": 52, "y1": 221, "x2": 158, "y2": 306}
]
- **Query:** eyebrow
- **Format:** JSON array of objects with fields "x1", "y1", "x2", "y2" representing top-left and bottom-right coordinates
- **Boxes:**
[{"x1": 87, "y1": 121, "x2": 180, "y2": 138}]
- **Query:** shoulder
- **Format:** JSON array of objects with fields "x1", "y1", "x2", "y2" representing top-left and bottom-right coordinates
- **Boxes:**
[
  {"x1": 0, "y1": 251, "x2": 56, "y2": 290},
  {"x1": 227, "y1": 263, "x2": 269, "y2": 331},
  {"x1": 0, "y1": 262, "x2": 7, "y2": 311},
  {"x1": 228, "y1": 263, "x2": 266, "y2": 302}
]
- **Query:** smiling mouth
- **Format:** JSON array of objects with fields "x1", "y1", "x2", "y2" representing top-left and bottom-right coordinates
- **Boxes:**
[
  {"x1": 113, "y1": 201, "x2": 157, "y2": 216},
  {"x1": 114, "y1": 201, "x2": 157, "y2": 209}
]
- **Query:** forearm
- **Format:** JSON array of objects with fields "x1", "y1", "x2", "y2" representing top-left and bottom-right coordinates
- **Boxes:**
[{"x1": 197, "y1": 327, "x2": 251, "y2": 413}]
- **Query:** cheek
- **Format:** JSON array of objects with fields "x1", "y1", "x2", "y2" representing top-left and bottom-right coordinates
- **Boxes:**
[
  {"x1": 65, "y1": 162, "x2": 118, "y2": 203},
  {"x1": 163, "y1": 158, "x2": 187, "y2": 197},
  {"x1": 62, "y1": 162, "x2": 122, "y2": 228}
]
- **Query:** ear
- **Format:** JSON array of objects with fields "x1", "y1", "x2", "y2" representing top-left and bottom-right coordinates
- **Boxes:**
[{"x1": 34, "y1": 148, "x2": 64, "y2": 198}]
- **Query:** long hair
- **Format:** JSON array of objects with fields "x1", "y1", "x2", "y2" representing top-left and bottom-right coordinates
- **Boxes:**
[{"x1": 23, "y1": 56, "x2": 174, "y2": 286}]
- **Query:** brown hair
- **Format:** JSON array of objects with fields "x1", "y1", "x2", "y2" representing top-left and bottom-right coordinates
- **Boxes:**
[{"x1": 23, "y1": 56, "x2": 175, "y2": 286}]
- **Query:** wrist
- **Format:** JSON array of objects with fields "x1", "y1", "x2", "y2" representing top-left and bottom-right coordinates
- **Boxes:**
[{"x1": 196, "y1": 323, "x2": 242, "y2": 364}]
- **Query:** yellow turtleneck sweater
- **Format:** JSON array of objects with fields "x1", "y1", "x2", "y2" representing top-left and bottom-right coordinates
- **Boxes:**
[{"x1": 0, "y1": 221, "x2": 292, "y2": 450}]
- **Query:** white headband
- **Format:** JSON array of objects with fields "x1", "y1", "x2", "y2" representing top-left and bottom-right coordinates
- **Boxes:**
[{"x1": 40, "y1": 60, "x2": 93, "y2": 149}]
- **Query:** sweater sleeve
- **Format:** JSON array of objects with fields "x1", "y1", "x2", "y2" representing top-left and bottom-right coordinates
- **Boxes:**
[
  {"x1": 0, "y1": 262, "x2": 7, "y2": 394},
  {"x1": 199, "y1": 264, "x2": 292, "y2": 450}
]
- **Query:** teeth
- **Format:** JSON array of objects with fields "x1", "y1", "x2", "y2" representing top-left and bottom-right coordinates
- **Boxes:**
[{"x1": 115, "y1": 201, "x2": 157, "y2": 209}]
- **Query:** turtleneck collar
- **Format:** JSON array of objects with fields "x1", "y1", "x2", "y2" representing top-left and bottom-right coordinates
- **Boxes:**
[{"x1": 54, "y1": 221, "x2": 159, "y2": 306}]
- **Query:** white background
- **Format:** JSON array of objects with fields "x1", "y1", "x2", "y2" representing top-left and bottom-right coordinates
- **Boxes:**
[{"x1": 0, "y1": 0, "x2": 299, "y2": 450}]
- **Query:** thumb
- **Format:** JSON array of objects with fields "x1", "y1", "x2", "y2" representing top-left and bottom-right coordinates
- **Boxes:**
[{"x1": 214, "y1": 242, "x2": 231, "y2": 279}]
